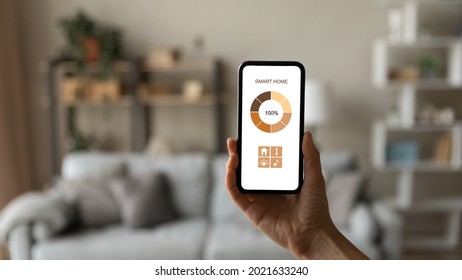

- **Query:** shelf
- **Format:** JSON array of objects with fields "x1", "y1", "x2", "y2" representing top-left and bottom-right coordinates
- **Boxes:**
[
  {"x1": 378, "y1": 161, "x2": 460, "y2": 172},
  {"x1": 372, "y1": 121, "x2": 462, "y2": 172},
  {"x1": 374, "y1": 0, "x2": 462, "y2": 254},
  {"x1": 139, "y1": 94, "x2": 217, "y2": 107},
  {"x1": 46, "y1": 57, "x2": 225, "y2": 178},
  {"x1": 379, "y1": 37, "x2": 462, "y2": 48},
  {"x1": 377, "y1": 0, "x2": 462, "y2": 7},
  {"x1": 384, "y1": 197, "x2": 462, "y2": 211},
  {"x1": 372, "y1": 39, "x2": 462, "y2": 89},
  {"x1": 378, "y1": 79, "x2": 462, "y2": 90},
  {"x1": 379, "y1": 121, "x2": 462, "y2": 131},
  {"x1": 414, "y1": 198, "x2": 462, "y2": 211},
  {"x1": 41, "y1": 60, "x2": 135, "y2": 74},
  {"x1": 405, "y1": 237, "x2": 458, "y2": 251},
  {"x1": 142, "y1": 60, "x2": 215, "y2": 73},
  {"x1": 383, "y1": 195, "x2": 462, "y2": 251},
  {"x1": 62, "y1": 96, "x2": 134, "y2": 107}
]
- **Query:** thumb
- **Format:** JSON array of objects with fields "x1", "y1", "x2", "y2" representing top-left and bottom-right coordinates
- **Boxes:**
[{"x1": 302, "y1": 131, "x2": 324, "y2": 187}]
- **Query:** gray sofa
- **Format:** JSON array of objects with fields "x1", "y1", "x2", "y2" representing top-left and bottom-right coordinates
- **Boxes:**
[{"x1": 2, "y1": 152, "x2": 402, "y2": 259}]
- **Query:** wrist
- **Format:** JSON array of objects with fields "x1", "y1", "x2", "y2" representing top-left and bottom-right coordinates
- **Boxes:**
[{"x1": 294, "y1": 222, "x2": 369, "y2": 260}]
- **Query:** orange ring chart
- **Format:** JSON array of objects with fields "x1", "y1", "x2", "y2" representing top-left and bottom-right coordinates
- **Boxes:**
[{"x1": 250, "y1": 91, "x2": 291, "y2": 133}]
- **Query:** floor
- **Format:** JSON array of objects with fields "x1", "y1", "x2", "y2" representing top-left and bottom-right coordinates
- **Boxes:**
[
  {"x1": 0, "y1": 243, "x2": 9, "y2": 260},
  {"x1": 1, "y1": 245, "x2": 460, "y2": 260},
  {"x1": 403, "y1": 250, "x2": 462, "y2": 260}
]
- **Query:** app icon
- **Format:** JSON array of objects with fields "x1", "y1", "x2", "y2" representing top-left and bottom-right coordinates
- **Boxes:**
[{"x1": 271, "y1": 158, "x2": 282, "y2": 168}]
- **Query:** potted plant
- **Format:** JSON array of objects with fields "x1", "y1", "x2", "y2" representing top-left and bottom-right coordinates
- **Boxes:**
[
  {"x1": 57, "y1": 10, "x2": 124, "y2": 150},
  {"x1": 419, "y1": 56, "x2": 442, "y2": 79},
  {"x1": 57, "y1": 10, "x2": 123, "y2": 103},
  {"x1": 89, "y1": 26, "x2": 123, "y2": 103},
  {"x1": 58, "y1": 10, "x2": 123, "y2": 68},
  {"x1": 58, "y1": 10, "x2": 99, "y2": 63}
]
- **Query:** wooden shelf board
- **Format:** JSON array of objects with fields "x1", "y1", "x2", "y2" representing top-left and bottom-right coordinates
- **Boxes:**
[
  {"x1": 140, "y1": 94, "x2": 217, "y2": 106},
  {"x1": 62, "y1": 96, "x2": 134, "y2": 107},
  {"x1": 52, "y1": 60, "x2": 134, "y2": 73},
  {"x1": 142, "y1": 60, "x2": 215, "y2": 72}
]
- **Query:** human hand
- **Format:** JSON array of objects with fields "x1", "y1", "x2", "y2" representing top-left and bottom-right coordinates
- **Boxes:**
[{"x1": 225, "y1": 132, "x2": 368, "y2": 260}]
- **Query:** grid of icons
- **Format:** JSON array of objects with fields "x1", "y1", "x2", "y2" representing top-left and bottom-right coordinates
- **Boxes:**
[{"x1": 258, "y1": 146, "x2": 282, "y2": 168}]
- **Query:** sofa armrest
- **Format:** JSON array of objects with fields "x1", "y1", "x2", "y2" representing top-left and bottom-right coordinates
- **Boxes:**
[
  {"x1": 0, "y1": 192, "x2": 76, "y2": 243},
  {"x1": 32, "y1": 222, "x2": 55, "y2": 242},
  {"x1": 348, "y1": 203, "x2": 379, "y2": 243},
  {"x1": 371, "y1": 200, "x2": 403, "y2": 259},
  {"x1": 8, "y1": 224, "x2": 32, "y2": 260}
]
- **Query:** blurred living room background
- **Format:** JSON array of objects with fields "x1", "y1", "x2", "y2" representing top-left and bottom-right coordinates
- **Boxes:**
[{"x1": 1, "y1": 0, "x2": 462, "y2": 260}]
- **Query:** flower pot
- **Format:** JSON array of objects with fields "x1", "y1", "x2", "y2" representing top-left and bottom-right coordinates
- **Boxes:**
[
  {"x1": 82, "y1": 36, "x2": 101, "y2": 62},
  {"x1": 421, "y1": 69, "x2": 438, "y2": 80}
]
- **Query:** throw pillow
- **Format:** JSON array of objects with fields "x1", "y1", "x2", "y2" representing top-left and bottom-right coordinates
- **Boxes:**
[
  {"x1": 109, "y1": 172, "x2": 179, "y2": 228},
  {"x1": 326, "y1": 172, "x2": 365, "y2": 229},
  {"x1": 56, "y1": 163, "x2": 125, "y2": 227}
]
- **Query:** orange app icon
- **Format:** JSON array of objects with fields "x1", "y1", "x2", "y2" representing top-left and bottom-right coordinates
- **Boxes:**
[
  {"x1": 258, "y1": 146, "x2": 270, "y2": 157},
  {"x1": 271, "y1": 146, "x2": 282, "y2": 157},
  {"x1": 258, "y1": 158, "x2": 270, "y2": 168},
  {"x1": 271, "y1": 158, "x2": 282, "y2": 168}
]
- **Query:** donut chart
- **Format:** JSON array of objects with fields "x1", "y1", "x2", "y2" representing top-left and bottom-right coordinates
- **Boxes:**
[{"x1": 250, "y1": 91, "x2": 291, "y2": 133}]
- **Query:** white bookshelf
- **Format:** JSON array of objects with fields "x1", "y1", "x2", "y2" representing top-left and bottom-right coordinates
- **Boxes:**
[
  {"x1": 373, "y1": 38, "x2": 462, "y2": 91},
  {"x1": 372, "y1": 121, "x2": 462, "y2": 170},
  {"x1": 377, "y1": 0, "x2": 462, "y2": 7},
  {"x1": 372, "y1": 0, "x2": 462, "y2": 252}
]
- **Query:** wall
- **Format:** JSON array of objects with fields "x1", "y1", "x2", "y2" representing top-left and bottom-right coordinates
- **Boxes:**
[{"x1": 19, "y1": 0, "x2": 390, "y2": 192}]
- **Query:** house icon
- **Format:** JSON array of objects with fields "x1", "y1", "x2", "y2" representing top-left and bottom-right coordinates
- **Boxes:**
[{"x1": 260, "y1": 147, "x2": 268, "y2": 156}]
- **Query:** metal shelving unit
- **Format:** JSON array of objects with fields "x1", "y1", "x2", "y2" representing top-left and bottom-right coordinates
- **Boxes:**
[{"x1": 45, "y1": 58, "x2": 225, "y2": 177}]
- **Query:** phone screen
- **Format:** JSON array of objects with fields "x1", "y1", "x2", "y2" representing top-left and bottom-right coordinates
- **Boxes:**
[{"x1": 237, "y1": 61, "x2": 305, "y2": 193}]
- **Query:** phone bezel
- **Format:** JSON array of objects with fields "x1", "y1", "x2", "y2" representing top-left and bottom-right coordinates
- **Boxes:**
[{"x1": 237, "y1": 61, "x2": 306, "y2": 194}]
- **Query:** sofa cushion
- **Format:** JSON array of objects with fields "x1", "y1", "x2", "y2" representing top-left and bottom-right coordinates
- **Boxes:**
[
  {"x1": 57, "y1": 161, "x2": 125, "y2": 228},
  {"x1": 58, "y1": 179, "x2": 121, "y2": 227},
  {"x1": 126, "y1": 153, "x2": 209, "y2": 217},
  {"x1": 62, "y1": 153, "x2": 125, "y2": 180},
  {"x1": 32, "y1": 218, "x2": 207, "y2": 260},
  {"x1": 204, "y1": 221, "x2": 294, "y2": 260},
  {"x1": 320, "y1": 151, "x2": 356, "y2": 172},
  {"x1": 110, "y1": 172, "x2": 179, "y2": 228},
  {"x1": 326, "y1": 172, "x2": 365, "y2": 229},
  {"x1": 347, "y1": 203, "x2": 378, "y2": 244}
]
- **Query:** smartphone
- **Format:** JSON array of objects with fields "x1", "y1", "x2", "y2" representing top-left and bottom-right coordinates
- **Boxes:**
[{"x1": 237, "y1": 61, "x2": 305, "y2": 193}]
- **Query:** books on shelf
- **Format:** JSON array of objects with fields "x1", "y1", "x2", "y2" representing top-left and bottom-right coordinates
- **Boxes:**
[{"x1": 434, "y1": 133, "x2": 452, "y2": 165}]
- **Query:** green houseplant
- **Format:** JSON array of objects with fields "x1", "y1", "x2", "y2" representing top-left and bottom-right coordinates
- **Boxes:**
[
  {"x1": 419, "y1": 56, "x2": 442, "y2": 79},
  {"x1": 58, "y1": 11, "x2": 97, "y2": 67},
  {"x1": 57, "y1": 10, "x2": 123, "y2": 75},
  {"x1": 57, "y1": 10, "x2": 124, "y2": 151}
]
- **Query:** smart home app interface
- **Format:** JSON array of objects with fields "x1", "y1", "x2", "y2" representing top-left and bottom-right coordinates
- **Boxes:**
[{"x1": 240, "y1": 65, "x2": 302, "y2": 191}]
